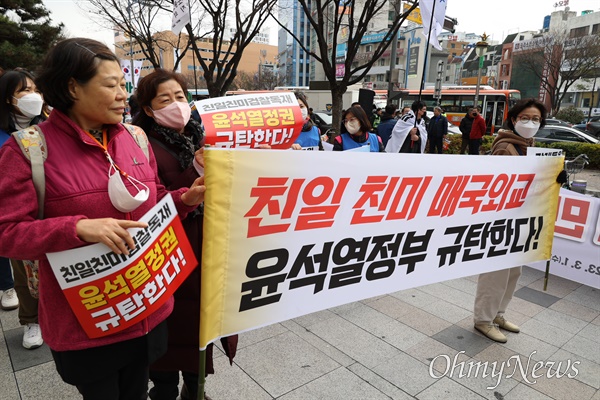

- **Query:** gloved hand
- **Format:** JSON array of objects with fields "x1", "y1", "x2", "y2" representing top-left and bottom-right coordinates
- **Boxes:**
[{"x1": 556, "y1": 170, "x2": 567, "y2": 184}]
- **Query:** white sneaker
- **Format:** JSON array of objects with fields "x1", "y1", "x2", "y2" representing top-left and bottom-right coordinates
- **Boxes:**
[
  {"x1": 1, "y1": 288, "x2": 19, "y2": 310},
  {"x1": 23, "y1": 323, "x2": 43, "y2": 349}
]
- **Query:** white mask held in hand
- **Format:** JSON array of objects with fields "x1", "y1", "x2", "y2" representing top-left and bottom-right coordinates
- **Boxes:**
[
  {"x1": 107, "y1": 162, "x2": 149, "y2": 213},
  {"x1": 301, "y1": 107, "x2": 308, "y2": 121},
  {"x1": 14, "y1": 93, "x2": 44, "y2": 118},
  {"x1": 514, "y1": 120, "x2": 540, "y2": 139},
  {"x1": 152, "y1": 101, "x2": 191, "y2": 132},
  {"x1": 345, "y1": 120, "x2": 361, "y2": 135}
]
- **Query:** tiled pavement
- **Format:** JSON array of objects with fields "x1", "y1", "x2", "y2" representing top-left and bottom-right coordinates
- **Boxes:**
[{"x1": 1, "y1": 266, "x2": 599, "y2": 400}]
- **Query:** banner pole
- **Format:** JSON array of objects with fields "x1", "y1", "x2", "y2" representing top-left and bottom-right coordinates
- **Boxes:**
[
  {"x1": 418, "y1": 0, "x2": 437, "y2": 101},
  {"x1": 198, "y1": 349, "x2": 206, "y2": 400},
  {"x1": 543, "y1": 260, "x2": 550, "y2": 291}
]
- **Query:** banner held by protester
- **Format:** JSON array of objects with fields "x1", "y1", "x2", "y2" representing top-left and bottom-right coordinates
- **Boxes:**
[{"x1": 200, "y1": 150, "x2": 563, "y2": 349}]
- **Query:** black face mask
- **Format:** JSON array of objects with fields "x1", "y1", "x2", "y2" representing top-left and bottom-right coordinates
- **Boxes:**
[{"x1": 472, "y1": 113, "x2": 478, "y2": 117}]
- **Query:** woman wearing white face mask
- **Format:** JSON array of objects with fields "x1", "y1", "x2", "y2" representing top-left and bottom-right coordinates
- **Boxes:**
[
  {"x1": 133, "y1": 69, "x2": 238, "y2": 400},
  {"x1": 0, "y1": 69, "x2": 46, "y2": 135},
  {"x1": 0, "y1": 69, "x2": 47, "y2": 351},
  {"x1": 290, "y1": 91, "x2": 323, "y2": 150},
  {"x1": 0, "y1": 40, "x2": 206, "y2": 399},
  {"x1": 333, "y1": 105, "x2": 385, "y2": 152},
  {"x1": 473, "y1": 98, "x2": 547, "y2": 344}
]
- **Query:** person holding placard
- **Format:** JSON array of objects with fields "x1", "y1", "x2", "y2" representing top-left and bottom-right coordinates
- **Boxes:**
[
  {"x1": 0, "y1": 39, "x2": 205, "y2": 399},
  {"x1": 133, "y1": 69, "x2": 238, "y2": 400},
  {"x1": 473, "y1": 98, "x2": 547, "y2": 343}
]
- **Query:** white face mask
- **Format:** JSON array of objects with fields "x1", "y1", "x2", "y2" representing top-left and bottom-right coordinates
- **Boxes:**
[
  {"x1": 107, "y1": 161, "x2": 150, "y2": 213},
  {"x1": 514, "y1": 120, "x2": 540, "y2": 139},
  {"x1": 14, "y1": 93, "x2": 44, "y2": 118},
  {"x1": 345, "y1": 120, "x2": 361, "y2": 135},
  {"x1": 301, "y1": 107, "x2": 308, "y2": 121}
]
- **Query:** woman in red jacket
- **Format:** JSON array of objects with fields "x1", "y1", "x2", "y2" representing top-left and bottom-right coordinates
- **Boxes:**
[
  {"x1": 133, "y1": 69, "x2": 237, "y2": 400},
  {"x1": 0, "y1": 39, "x2": 205, "y2": 399}
]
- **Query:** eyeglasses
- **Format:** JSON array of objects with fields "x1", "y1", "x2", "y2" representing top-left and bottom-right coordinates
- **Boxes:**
[
  {"x1": 344, "y1": 117, "x2": 358, "y2": 124},
  {"x1": 517, "y1": 116, "x2": 541, "y2": 124}
]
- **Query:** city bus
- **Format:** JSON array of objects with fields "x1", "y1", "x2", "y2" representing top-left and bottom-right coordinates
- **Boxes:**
[{"x1": 400, "y1": 86, "x2": 521, "y2": 133}]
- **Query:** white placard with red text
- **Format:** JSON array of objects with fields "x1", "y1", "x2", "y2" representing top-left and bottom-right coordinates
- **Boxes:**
[
  {"x1": 47, "y1": 195, "x2": 197, "y2": 338},
  {"x1": 194, "y1": 92, "x2": 303, "y2": 149},
  {"x1": 529, "y1": 189, "x2": 600, "y2": 289}
]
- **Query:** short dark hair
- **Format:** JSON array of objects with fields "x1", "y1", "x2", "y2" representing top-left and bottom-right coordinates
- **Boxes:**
[
  {"x1": 384, "y1": 104, "x2": 397, "y2": 116},
  {"x1": 505, "y1": 98, "x2": 547, "y2": 131},
  {"x1": 0, "y1": 69, "x2": 37, "y2": 131},
  {"x1": 343, "y1": 105, "x2": 372, "y2": 133},
  {"x1": 411, "y1": 100, "x2": 426, "y2": 114},
  {"x1": 35, "y1": 38, "x2": 120, "y2": 113},
  {"x1": 132, "y1": 69, "x2": 189, "y2": 133}
]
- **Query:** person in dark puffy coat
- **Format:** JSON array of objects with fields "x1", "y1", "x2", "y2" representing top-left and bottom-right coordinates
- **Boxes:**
[{"x1": 375, "y1": 104, "x2": 397, "y2": 148}]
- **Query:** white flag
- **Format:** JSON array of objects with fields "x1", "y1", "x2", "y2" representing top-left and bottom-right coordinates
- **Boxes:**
[
  {"x1": 171, "y1": 0, "x2": 190, "y2": 35},
  {"x1": 133, "y1": 60, "x2": 143, "y2": 86},
  {"x1": 420, "y1": 0, "x2": 447, "y2": 51},
  {"x1": 120, "y1": 59, "x2": 133, "y2": 84}
]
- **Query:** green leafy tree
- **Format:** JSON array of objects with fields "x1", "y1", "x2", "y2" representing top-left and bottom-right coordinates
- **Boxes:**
[{"x1": 0, "y1": 0, "x2": 64, "y2": 71}]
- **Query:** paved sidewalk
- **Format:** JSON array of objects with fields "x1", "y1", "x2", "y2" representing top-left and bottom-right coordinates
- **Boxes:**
[{"x1": 1, "y1": 267, "x2": 599, "y2": 400}]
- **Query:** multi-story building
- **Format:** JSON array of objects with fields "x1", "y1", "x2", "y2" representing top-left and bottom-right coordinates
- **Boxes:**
[
  {"x1": 114, "y1": 29, "x2": 277, "y2": 92},
  {"x1": 500, "y1": 8, "x2": 600, "y2": 113},
  {"x1": 277, "y1": 0, "x2": 312, "y2": 87}
]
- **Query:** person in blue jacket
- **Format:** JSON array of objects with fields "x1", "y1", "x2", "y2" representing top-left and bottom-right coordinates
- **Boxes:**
[
  {"x1": 291, "y1": 91, "x2": 323, "y2": 150},
  {"x1": 334, "y1": 105, "x2": 385, "y2": 152}
]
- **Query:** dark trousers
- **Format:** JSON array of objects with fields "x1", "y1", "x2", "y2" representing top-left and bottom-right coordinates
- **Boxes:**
[
  {"x1": 469, "y1": 138, "x2": 482, "y2": 155},
  {"x1": 75, "y1": 359, "x2": 150, "y2": 400},
  {"x1": 11, "y1": 259, "x2": 38, "y2": 325},
  {"x1": 460, "y1": 137, "x2": 470, "y2": 154},
  {"x1": 149, "y1": 370, "x2": 198, "y2": 400},
  {"x1": 429, "y1": 136, "x2": 444, "y2": 154},
  {"x1": 0, "y1": 257, "x2": 14, "y2": 291},
  {"x1": 53, "y1": 320, "x2": 168, "y2": 400}
]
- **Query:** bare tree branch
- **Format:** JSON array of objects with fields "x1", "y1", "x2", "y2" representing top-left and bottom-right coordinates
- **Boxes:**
[
  {"x1": 513, "y1": 30, "x2": 600, "y2": 115},
  {"x1": 271, "y1": 0, "x2": 416, "y2": 140}
]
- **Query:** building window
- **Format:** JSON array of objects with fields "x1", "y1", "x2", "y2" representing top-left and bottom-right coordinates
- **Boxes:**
[
  {"x1": 451, "y1": 43, "x2": 455, "y2": 48},
  {"x1": 569, "y1": 26, "x2": 588, "y2": 38},
  {"x1": 379, "y1": 59, "x2": 385, "y2": 66},
  {"x1": 592, "y1": 24, "x2": 599, "y2": 35},
  {"x1": 366, "y1": 45, "x2": 372, "y2": 52},
  {"x1": 377, "y1": 74, "x2": 384, "y2": 81}
]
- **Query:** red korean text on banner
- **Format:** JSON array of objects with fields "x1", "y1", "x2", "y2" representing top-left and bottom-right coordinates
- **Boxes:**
[{"x1": 195, "y1": 92, "x2": 304, "y2": 149}]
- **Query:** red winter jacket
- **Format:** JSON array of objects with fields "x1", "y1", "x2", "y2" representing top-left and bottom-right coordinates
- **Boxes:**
[
  {"x1": 470, "y1": 115, "x2": 486, "y2": 140},
  {"x1": 0, "y1": 110, "x2": 196, "y2": 351}
]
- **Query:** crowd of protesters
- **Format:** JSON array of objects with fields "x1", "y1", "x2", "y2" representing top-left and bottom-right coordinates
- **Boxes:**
[{"x1": 0, "y1": 36, "x2": 560, "y2": 400}]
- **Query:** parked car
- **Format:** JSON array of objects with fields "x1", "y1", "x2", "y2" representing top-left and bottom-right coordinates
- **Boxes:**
[
  {"x1": 545, "y1": 118, "x2": 572, "y2": 127},
  {"x1": 572, "y1": 123, "x2": 589, "y2": 133},
  {"x1": 312, "y1": 112, "x2": 333, "y2": 136},
  {"x1": 534, "y1": 125, "x2": 599, "y2": 144},
  {"x1": 585, "y1": 116, "x2": 600, "y2": 136}
]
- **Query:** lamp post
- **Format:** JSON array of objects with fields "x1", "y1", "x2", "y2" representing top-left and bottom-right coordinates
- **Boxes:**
[{"x1": 473, "y1": 33, "x2": 489, "y2": 109}]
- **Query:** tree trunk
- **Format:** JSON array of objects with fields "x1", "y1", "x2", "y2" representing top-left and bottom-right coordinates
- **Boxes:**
[{"x1": 329, "y1": 85, "x2": 346, "y2": 143}]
